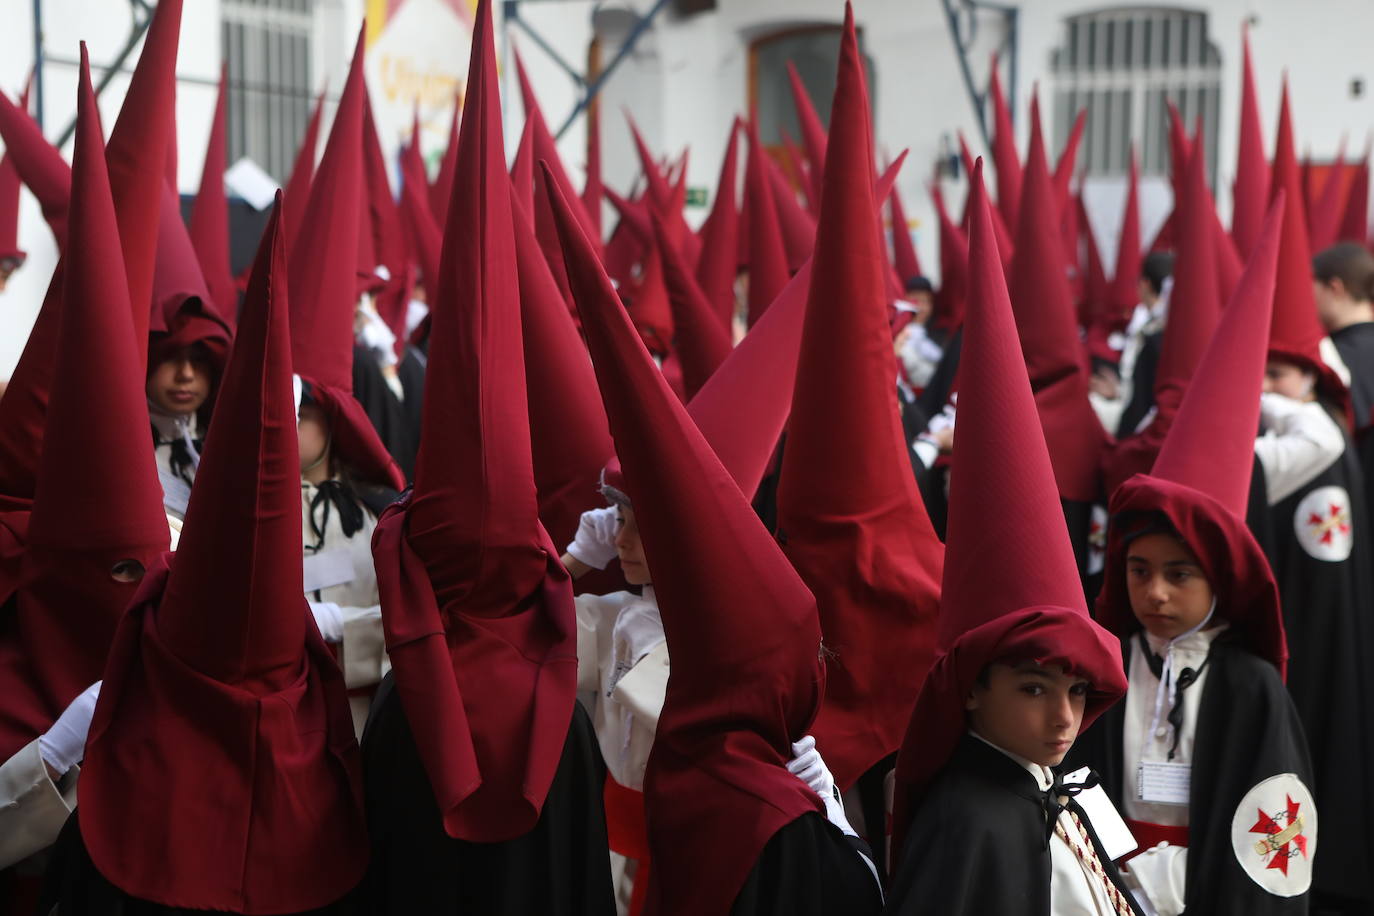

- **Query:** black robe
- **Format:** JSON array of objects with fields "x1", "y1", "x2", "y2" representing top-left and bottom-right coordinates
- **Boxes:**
[
  {"x1": 38, "y1": 810, "x2": 358, "y2": 915},
  {"x1": 732, "y1": 813, "x2": 883, "y2": 915},
  {"x1": 1331, "y1": 322, "x2": 1374, "y2": 433},
  {"x1": 1068, "y1": 638, "x2": 1314, "y2": 915},
  {"x1": 359, "y1": 672, "x2": 616, "y2": 914},
  {"x1": 1254, "y1": 433, "x2": 1374, "y2": 908},
  {"x1": 393, "y1": 343, "x2": 428, "y2": 483},
  {"x1": 884, "y1": 734, "x2": 1142, "y2": 915},
  {"x1": 1117, "y1": 330, "x2": 1161, "y2": 439},
  {"x1": 350, "y1": 343, "x2": 412, "y2": 483}
]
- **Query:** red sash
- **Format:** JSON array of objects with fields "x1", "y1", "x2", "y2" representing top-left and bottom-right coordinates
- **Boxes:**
[
  {"x1": 1123, "y1": 818, "x2": 1190, "y2": 861},
  {"x1": 603, "y1": 773, "x2": 650, "y2": 916}
]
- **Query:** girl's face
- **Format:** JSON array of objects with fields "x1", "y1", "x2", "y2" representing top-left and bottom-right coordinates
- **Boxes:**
[
  {"x1": 146, "y1": 347, "x2": 211, "y2": 416},
  {"x1": 614, "y1": 503, "x2": 651, "y2": 586},
  {"x1": 966, "y1": 661, "x2": 1089, "y2": 767},
  {"x1": 1263, "y1": 359, "x2": 1317, "y2": 401},
  {"x1": 297, "y1": 402, "x2": 331, "y2": 476},
  {"x1": 1125, "y1": 532, "x2": 1215, "y2": 640}
]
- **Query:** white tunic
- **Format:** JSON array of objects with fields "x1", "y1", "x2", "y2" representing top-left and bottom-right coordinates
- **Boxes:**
[
  {"x1": 301, "y1": 481, "x2": 388, "y2": 737},
  {"x1": 574, "y1": 587, "x2": 668, "y2": 793},
  {"x1": 0, "y1": 739, "x2": 78, "y2": 869}
]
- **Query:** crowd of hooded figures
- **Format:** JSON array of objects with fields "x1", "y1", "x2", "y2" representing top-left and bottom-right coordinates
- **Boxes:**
[{"x1": 1, "y1": 1, "x2": 1373, "y2": 914}]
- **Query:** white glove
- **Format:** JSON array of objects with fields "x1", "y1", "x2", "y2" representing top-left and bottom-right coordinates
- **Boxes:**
[
  {"x1": 788, "y1": 735, "x2": 856, "y2": 837},
  {"x1": 1126, "y1": 842, "x2": 1187, "y2": 916},
  {"x1": 565, "y1": 506, "x2": 620, "y2": 570},
  {"x1": 39, "y1": 681, "x2": 101, "y2": 776},
  {"x1": 309, "y1": 600, "x2": 345, "y2": 643},
  {"x1": 1259, "y1": 391, "x2": 1305, "y2": 430},
  {"x1": 355, "y1": 307, "x2": 398, "y2": 368}
]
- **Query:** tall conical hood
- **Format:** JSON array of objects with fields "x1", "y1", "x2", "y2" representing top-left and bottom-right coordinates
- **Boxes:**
[
  {"x1": 888, "y1": 174, "x2": 922, "y2": 282},
  {"x1": 0, "y1": 79, "x2": 28, "y2": 265},
  {"x1": 1103, "y1": 139, "x2": 1222, "y2": 494},
  {"x1": 0, "y1": 48, "x2": 171, "y2": 762},
  {"x1": 545, "y1": 158, "x2": 824, "y2": 916},
  {"x1": 694, "y1": 119, "x2": 741, "y2": 332},
  {"x1": 289, "y1": 27, "x2": 365, "y2": 391},
  {"x1": 1106, "y1": 148, "x2": 1143, "y2": 329},
  {"x1": 1339, "y1": 143, "x2": 1370, "y2": 244},
  {"x1": 1099, "y1": 196, "x2": 1288, "y2": 677},
  {"x1": 361, "y1": 92, "x2": 407, "y2": 308},
  {"x1": 988, "y1": 55, "x2": 1022, "y2": 230},
  {"x1": 650, "y1": 201, "x2": 732, "y2": 398},
  {"x1": 0, "y1": 87, "x2": 70, "y2": 245},
  {"x1": 743, "y1": 117, "x2": 790, "y2": 326},
  {"x1": 510, "y1": 116, "x2": 536, "y2": 215},
  {"x1": 1268, "y1": 80, "x2": 1348, "y2": 408},
  {"x1": 1232, "y1": 24, "x2": 1270, "y2": 257},
  {"x1": 189, "y1": 63, "x2": 237, "y2": 329},
  {"x1": 775, "y1": 7, "x2": 943, "y2": 790},
  {"x1": 930, "y1": 180, "x2": 968, "y2": 330},
  {"x1": 399, "y1": 134, "x2": 442, "y2": 293},
  {"x1": 80, "y1": 193, "x2": 370, "y2": 913},
  {"x1": 780, "y1": 126, "x2": 816, "y2": 216},
  {"x1": 787, "y1": 61, "x2": 828, "y2": 206},
  {"x1": 376, "y1": 0, "x2": 577, "y2": 842},
  {"x1": 428, "y1": 91, "x2": 461, "y2": 225},
  {"x1": 627, "y1": 114, "x2": 701, "y2": 266},
  {"x1": 1007, "y1": 98, "x2": 1107, "y2": 503},
  {"x1": 1309, "y1": 138, "x2": 1349, "y2": 253},
  {"x1": 624, "y1": 239, "x2": 675, "y2": 356},
  {"x1": 510, "y1": 188, "x2": 614, "y2": 549},
  {"x1": 890, "y1": 161, "x2": 1126, "y2": 860},
  {"x1": 282, "y1": 83, "x2": 325, "y2": 258},
  {"x1": 105, "y1": 0, "x2": 182, "y2": 362},
  {"x1": 149, "y1": 183, "x2": 232, "y2": 373},
  {"x1": 1052, "y1": 107, "x2": 1086, "y2": 211},
  {"x1": 766, "y1": 147, "x2": 818, "y2": 272}
]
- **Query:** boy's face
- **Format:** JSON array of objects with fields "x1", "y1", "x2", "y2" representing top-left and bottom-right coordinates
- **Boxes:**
[
  {"x1": 614, "y1": 503, "x2": 651, "y2": 586},
  {"x1": 966, "y1": 661, "x2": 1088, "y2": 767},
  {"x1": 1126, "y1": 532, "x2": 1214, "y2": 640}
]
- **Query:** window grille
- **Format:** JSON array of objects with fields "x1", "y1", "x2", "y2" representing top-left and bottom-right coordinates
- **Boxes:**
[
  {"x1": 221, "y1": 0, "x2": 315, "y2": 182},
  {"x1": 1051, "y1": 7, "x2": 1220, "y2": 182}
]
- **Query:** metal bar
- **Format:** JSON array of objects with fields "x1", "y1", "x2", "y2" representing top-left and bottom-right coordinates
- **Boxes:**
[
  {"x1": 554, "y1": 0, "x2": 672, "y2": 140},
  {"x1": 31, "y1": 0, "x2": 44, "y2": 130},
  {"x1": 505, "y1": 4, "x2": 587, "y2": 89},
  {"x1": 53, "y1": 1, "x2": 154, "y2": 148},
  {"x1": 941, "y1": 0, "x2": 989, "y2": 148}
]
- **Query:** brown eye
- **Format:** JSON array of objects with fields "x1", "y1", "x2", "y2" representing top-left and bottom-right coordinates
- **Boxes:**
[{"x1": 110, "y1": 559, "x2": 146, "y2": 583}]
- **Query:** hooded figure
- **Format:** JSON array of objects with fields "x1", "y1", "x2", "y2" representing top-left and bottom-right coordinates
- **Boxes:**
[
  {"x1": 1231, "y1": 25, "x2": 1270, "y2": 259},
  {"x1": 188, "y1": 64, "x2": 239, "y2": 329},
  {"x1": 0, "y1": 47, "x2": 172, "y2": 769},
  {"x1": 44, "y1": 189, "x2": 370, "y2": 915},
  {"x1": 743, "y1": 116, "x2": 790, "y2": 328},
  {"x1": 1249, "y1": 78, "x2": 1374, "y2": 914},
  {"x1": 886, "y1": 159, "x2": 1133, "y2": 915},
  {"x1": 360, "y1": 3, "x2": 613, "y2": 911},
  {"x1": 694, "y1": 119, "x2": 742, "y2": 333},
  {"x1": 772, "y1": 11, "x2": 943, "y2": 847},
  {"x1": 547, "y1": 55, "x2": 883, "y2": 916},
  {"x1": 1069, "y1": 195, "x2": 1317, "y2": 916}
]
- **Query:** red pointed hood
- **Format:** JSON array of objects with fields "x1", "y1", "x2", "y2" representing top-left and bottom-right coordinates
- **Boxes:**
[
  {"x1": 361, "y1": 92, "x2": 407, "y2": 300},
  {"x1": 627, "y1": 114, "x2": 700, "y2": 266},
  {"x1": 1099, "y1": 196, "x2": 1288, "y2": 677},
  {"x1": 890, "y1": 160, "x2": 1127, "y2": 860},
  {"x1": 743, "y1": 117, "x2": 790, "y2": 326},
  {"x1": 1339, "y1": 143, "x2": 1370, "y2": 244},
  {"x1": 510, "y1": 188, "x2": 614, "y2": 549},
  {"x1": 1008, "y1": 100, "x2": 1108, "y2": 503},
  {"x1": 510, "y1": 116, "x2": 536, "y2": 215},
  {"x1": 1103, "y1": 139, "x2": 1222, "y2": 494},
  {"x1": 1106, "y1": 149, "x2": 1143, "y2": 330},
  {"x1": 1146, "y1": 105, "x2": 1192, "y2": 253},
  {"x1": 601, "y1": 185, "x2": 650, "y2": 288},
  {"x1": 988, "y1": 55, "x2": 1022, "y2": 230},
  {"x1": 0, "y1": 79, "x2": 28, "y2": 265},
  {"x1": 1309, "y1": 138, "x2": 1349, "y2": 253},
  {"x1": 1052, "y1": 107, "x2": 1086, "y2": 212},
  {"x1": 81, "y1": 193, "x2": 369, "y2": 913},
  {"x1": 780, "y1": 126, "x2": 816, "y2": 216},
  {"x1": 286, "y1": 27, "x2": 402, "y2": 490},
  {"x1": 623, "y1": 239, "x2": 675, "y2": 356},
  {"x1": 282, "y1": 84, "x2": 326, "y2": 258},
  {"x1": 1268, "y1": 81, "x2": 1348, "y2": 409},
  {"x1": 930, "y1": 180, "x2": 968, "y2": 330},
  {"x1": 0, "y1": 87, "x2": 71, "y2": 246},
  {"x1": 775, "y1": 8, "x2": 943, "y2": 790},
  {"x1": 787, "y1": 61, "x2": 828, "y2": 207},
  {"x1": 188, "y1": 64, "x2": 237, "y2": 330},
  {"x1": 695, "y1": 119, "x2": 741, "y2": 332},
  {"x1": 766, "y1": 147, "x2": 818, "y2": 272},
  {"x1": 0, "y1": 50, "x2": 172, "y2": 761},
  {"x1": 1079, "y1": 193, "x2": 1111, "y2": 337},
  {"x1": 888, "y1": 173, "x2": 922, "y2": 282},
  {"x1": 105, "y1": 0, "x2": 182, "y2": 364},
  {"x1": 375, "y1": 0, "x2": 577, "y2": 842},
  {"x1": 428, "y1": 90, "x2": 462, "y2": 225},
  {"x1": 546, "y1": 156, "x2": 824, "y2": 916},
  {"x1": 650, "y1": 201, "x2": 732, "y2": 398},
  {"x1": 399, "y1": 133, "x2": 442, "y2": 293},
  {"x1": 1232, "y1": 24, "x2": 1270, "y2": 257},
  {"x1": 149, "y1": 183, "x2": 232, "y2": 374}
]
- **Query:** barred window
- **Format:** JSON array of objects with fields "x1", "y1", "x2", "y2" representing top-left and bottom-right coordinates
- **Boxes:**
[
  {"x1": 222, "y1": 0, "x2": 315, "y2": 182},
  {"x1": 750, "y1": 26, "x2": 876, "y2": 152},
  {"x1": 1051, "y1": 7, "x2": 1221, "y2": 181}
]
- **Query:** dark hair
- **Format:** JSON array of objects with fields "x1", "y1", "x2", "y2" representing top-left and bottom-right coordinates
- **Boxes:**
[
  {"x1": 1140, "y1": 251, "x2": 1175, "y2": 296},
  {"x1": 905, "y1": 275, "x2": 935, "y2": 295},
  {"x1": 1313, "y1": 242, "x2": 1374, "y2": 302}
]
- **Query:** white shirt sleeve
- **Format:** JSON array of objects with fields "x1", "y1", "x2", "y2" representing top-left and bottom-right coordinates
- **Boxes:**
[
  {"x1": 1254, "y1": 395, "x2": 1346, "y2": 505},
  {"x1": 1126, "y1": 843, "x2": 1188, "y2": 916},
  {"x1": 0, "y1": 739, "x2": 79, "y2": 869},
  {"x1": 336, "y1": 604, "x2": 389, "y2": 689}
]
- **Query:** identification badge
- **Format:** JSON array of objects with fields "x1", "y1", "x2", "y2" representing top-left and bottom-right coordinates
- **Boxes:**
[
  {"x1": 158, "y1": 467, "x2": 192, "y2": 518},
  {"x1": 1137, "y1": 760, "x2": 1191, "y2": 806},
  {"x1": 302, "y1": 548, "x2": 357, "y2": 593},
  {"x1": 1062, "y1": 767, "x2": 1138, "y2": 861}
]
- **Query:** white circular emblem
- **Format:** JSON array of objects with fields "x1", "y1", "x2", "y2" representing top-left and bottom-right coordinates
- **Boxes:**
[
  {"x1": 1292, "y1": 486, "x2": 1354, "y2": 562},
  {"x1": 1230, "y1": 773, "x2": 1317, "y2": 895}
]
